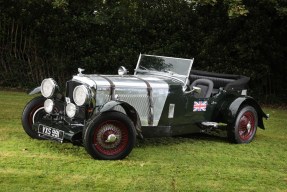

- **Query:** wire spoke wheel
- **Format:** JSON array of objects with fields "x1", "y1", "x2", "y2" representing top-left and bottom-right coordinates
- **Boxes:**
[
  {"x1": 93, "y1": 120, "x2": 129, "y2": 156},
  {"x1": 238, "y1": 111, "x2": 256, "y2": 141},
  {"x1": 83, "y1": 111, "x2": 136, "y2": 160},
  {"x1": 228, "y1": 106, "x2": 258, "y2": 144}
]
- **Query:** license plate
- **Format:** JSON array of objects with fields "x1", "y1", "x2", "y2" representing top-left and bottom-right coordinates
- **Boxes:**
[{"x1": 38, "y1": 124, "x2": 64, "y2": 141}]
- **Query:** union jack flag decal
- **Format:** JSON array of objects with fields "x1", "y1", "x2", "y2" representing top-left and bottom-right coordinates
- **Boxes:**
[{"x1": 193, "y1": 101, "x2": 208, "y2": 112}]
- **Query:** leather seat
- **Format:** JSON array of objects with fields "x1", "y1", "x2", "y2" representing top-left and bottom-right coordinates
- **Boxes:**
[{"x1": 190, "y1": 79, "x2": 214, "y2": 98}]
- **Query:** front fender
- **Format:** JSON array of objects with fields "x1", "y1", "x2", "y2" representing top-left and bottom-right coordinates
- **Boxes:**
[
  {"x1": 226, "y1": 96, "x2": 268, "y2": 129},
  {"x1": 29, "y1": 86, "x2": 41, "y2": 95},
  {"x1": 99, "y1": 100, "x2": 143, "y2": 138}
]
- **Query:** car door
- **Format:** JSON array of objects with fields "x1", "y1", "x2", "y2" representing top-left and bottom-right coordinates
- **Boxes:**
[{"x1": 170, "y1": 92, "x2": 209, "y2": 135}]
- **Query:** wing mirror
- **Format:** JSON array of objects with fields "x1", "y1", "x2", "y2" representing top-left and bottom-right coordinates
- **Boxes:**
[
  {"x1": 184, "y1": 86, "x2": 201, "y2": 94},
  {"x1": 192, "y1": 86, "x2": 201, "y2": 94}
]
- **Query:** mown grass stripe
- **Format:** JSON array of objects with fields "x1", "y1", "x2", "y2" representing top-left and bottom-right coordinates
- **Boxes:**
[{"x1": 0, "y1": 91, "x2": 286, "y2": 191}]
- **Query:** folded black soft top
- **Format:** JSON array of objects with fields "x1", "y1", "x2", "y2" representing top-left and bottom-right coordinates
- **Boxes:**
[{"x1": 189, "y1": 69, "x2": 250, "y2": 91}]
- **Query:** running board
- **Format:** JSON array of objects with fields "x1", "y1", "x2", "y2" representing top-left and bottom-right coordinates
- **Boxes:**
[{"x1": 201, "y1": 122, "x2": 227, "y2": 129}]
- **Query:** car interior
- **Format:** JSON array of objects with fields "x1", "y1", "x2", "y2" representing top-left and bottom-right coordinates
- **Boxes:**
[{"x1": 189, "y1": 70, "x2": 250, "y2": 98}]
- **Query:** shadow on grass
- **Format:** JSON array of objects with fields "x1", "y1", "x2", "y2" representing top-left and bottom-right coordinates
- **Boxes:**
[
  {"x1": 136, "y1": 132, "x2": 229, "y2": 148},
  {"x1": 26, "y1": 131, "x2": 229, "y2": 159}
]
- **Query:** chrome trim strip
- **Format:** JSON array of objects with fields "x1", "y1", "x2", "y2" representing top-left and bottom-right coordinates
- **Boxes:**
[
  {"x1": 133, "y1": 76, "x2": 154, "y2": 126},
  {"x1": 168, "y1": 104, "x2": 175, "y2": 119},
  {"x1": 142, "y1": 54, "x2": 193, "y2": 61}
]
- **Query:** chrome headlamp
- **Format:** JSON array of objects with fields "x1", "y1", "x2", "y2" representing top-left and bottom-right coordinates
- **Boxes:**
[
  {"x1": 73, "y1": 85, "x2": 90, "y2": 106},
  {"x1": 66, "y1": 103, "x2": 76, "y2": 118},
  {"x1": 41, "y1": 78, "x2": 58, "y2": 98},
  {"x1": 44, "y1": 99, "x2": 54, "y2": 113}
]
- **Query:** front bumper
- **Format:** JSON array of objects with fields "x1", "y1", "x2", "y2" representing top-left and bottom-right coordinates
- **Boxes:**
[{"x1": 33, "y1": 118, "x2": 84, "y2": 144}]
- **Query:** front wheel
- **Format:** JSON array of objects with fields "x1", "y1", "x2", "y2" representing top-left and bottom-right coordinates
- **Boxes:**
[
  {"x1": 21, "y1": 96, "x2": 46, "y2": 139},
  {"x1": 228, "y1": 106, "x2": 258, "y2": 144},
  {"x1": 83, "y1": 111, "x2": 136, "y2": 160}
]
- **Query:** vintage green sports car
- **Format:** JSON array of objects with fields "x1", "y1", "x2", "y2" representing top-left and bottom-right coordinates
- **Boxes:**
[{"x1": 22, "y1": 54, "x2": 269, "y2": 160}]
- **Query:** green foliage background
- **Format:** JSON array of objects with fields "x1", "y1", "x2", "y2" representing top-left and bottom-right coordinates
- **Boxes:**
[{"x1": 0, "y1": 0, "x2": 286, "y2": 103}]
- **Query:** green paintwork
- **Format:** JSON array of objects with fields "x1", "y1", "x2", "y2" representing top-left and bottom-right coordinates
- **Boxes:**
[
  {"x1": 157, "y1": 82, "x2": 267, "y2": 136},
  {"x1": 30, "y1": 71, "x2": 267, "y2": 140}
]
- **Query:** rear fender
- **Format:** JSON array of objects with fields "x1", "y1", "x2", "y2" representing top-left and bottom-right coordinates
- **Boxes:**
[
  {"x1": 226, "y1": 97, "x2": 268, "y2": 129},
  {"x1": 99, "y1": 100, "x2": 143, "y2": 138}
]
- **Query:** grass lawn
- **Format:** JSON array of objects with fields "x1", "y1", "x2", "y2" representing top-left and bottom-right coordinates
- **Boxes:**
[{"x1": 0, "y1": 91, "x2": 286, "y2": 192}]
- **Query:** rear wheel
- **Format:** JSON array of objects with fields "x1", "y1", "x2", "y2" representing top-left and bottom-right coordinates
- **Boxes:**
[
  {"x1": 22, "y1": 96, "x2": 46, "y2": 139},
  {"x1": 228, "y1": 106, "x2": 258, "y2": 144},
  {"x1": 83, "y1": 111, "x2": 136, "y2": 160}
]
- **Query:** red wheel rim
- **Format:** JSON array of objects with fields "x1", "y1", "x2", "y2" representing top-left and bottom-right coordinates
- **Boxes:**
[
  {"x1": 238, "y1": 111, "x2": 255, "y2": 141},
  {"x1": 93, "y1": 120, "x2": 129, "y2": 156},
  {"x1": 28, "y1": 105, "x2": 44, "y2": 126}
]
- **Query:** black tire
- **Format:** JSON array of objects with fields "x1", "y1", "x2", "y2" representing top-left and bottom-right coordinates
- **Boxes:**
[
  {"x1": 83, "y1": 111, "x2": 136, "y2": 160},
  {"x1": 21, "y1": 96, "x2": 46, "y2": 139},
  {"x1": 228, "y1": 106, "x2": 258, "y2": 144}
]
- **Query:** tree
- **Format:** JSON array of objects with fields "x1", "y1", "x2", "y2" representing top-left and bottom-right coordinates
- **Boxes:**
[{"x1": 0, "y1": 0, "x2": 286, "y2": 103}]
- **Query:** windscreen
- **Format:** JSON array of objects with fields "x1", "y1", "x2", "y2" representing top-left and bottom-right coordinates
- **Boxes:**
[{"x1": 136, "y1": 54, "x2": 193, "y2": 77}]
